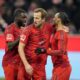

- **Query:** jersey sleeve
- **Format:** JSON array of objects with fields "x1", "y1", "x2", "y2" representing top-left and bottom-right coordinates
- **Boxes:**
[
  {"x1": 20, "y1": 27, "x2": 31, "y2": 44},
  {"x1": 57, "y1": 31, "x2": 67, "y2": 52},
  {"x1": 49, "y1": 31, "x2": 68, "y2": 56},
  {"x1": 5, "y1": 27, "x2": 14, "y2": 42}
]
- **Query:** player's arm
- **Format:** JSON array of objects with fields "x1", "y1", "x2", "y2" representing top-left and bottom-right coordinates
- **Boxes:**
[
  {"x1": 18, "y1": 42, "x2": 33, "y2": 75},
  {"x1": 5, "y1": 27, "x2": 19, "y2": 51},
  {"x1": 47, "y1": 32, "x2": 66, "y2": 56},
  {"x1": 7, "y1": 38, "x2": 19, "y2": 51},
  {"x1": 18, "y1": 28, "x2": 33, "y2": 76}
]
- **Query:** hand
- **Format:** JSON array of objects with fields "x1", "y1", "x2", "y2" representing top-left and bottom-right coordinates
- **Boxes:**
[
  {"x1": 47, "y1": 48, "x2": 52, "y2": 55},
  {"x1": 35, "y1": 47, "x2": 46, "y2": 55},
  {"x1": 24, "y1": 64, "x2": 33, "y2": 76},
  {"x1": 63, "y1": 26, "x2": 69, "y2": 33}
]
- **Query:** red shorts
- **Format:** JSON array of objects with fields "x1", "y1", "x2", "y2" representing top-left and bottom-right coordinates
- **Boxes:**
[
  {"x1": 33, "y1": 64, "x2": 46, "y2": 80},
  {"x1": 3, "y1": 63, "x2": 18, "y2": 80},
  {"x1": 18, "y1": 63, "x2": 36, "y2": 80},
  {"x1": 18, "y1": 64, "x2": 31, "y2": 80},
  {"x1": 52, "y1": 65, "x2": 71, "y2": 80},
  {"x1": 18, "y1": 63, "x2": 46, "y2": 80}
]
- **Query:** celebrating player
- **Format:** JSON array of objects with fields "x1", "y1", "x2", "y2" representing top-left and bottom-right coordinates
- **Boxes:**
[
  {"x1": 18, "y1": 8, "x2": 53, "y2": 80},
  {"x1": 2, "y1": 9, "x2": 27, "y2": 80},
  {"x1": 47, "y1": 12, "x2": 72, "y2": 80}
]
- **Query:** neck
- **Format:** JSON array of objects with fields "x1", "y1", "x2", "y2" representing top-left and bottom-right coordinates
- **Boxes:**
[
  {"x1": 14, "y1": 21, "x2": 22, "y2": 28},
  {"x1": 37, "y1": 24, "x2": 42, "y2": 29},
  {"x1": 35, "y1": 22, "x2": 45, "y2": 29},
  {"x1": 56, "y1": 22, "x2": 64, "y2": 31}
]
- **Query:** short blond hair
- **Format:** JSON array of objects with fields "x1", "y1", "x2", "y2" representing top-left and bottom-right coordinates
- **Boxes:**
[{"x1": 34, "y1": 8, "x2": 47, "y2": 19}]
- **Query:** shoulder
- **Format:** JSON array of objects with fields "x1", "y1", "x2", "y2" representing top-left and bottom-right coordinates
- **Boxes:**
[
  {"x1": 63, "y1": 26, "x2": 69, "y2": 33},
  {"x1": 5, "y1": 23, "x2": 16, "y2": 33},
  {"x1": 55, "y1": 30, "x2": 68, "y2": 39},
  {"x1": 6, "y1": 23, "x2": 16, "y2": 30},
  {"x1": 44, "y1": 22, "x2": 54, "y2": 33},
  {"x1": 21, "y1": 24, "x2": 33, "y2": 34},
  {"x1": 44, "y1": 22, "x2": 52, "y2": 27},
  {"x1": 24, "y1": 24, "x2": 33, "y2": 30}
]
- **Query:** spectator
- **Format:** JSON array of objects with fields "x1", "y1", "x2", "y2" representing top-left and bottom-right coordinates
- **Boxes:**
[
  {"x1": 0, "y1": 0, "x2": 80, "y2": 34},
  {"x1": 27, "y1": 1, "x2": 38, "y2": 25},
  {"x1": 13, "y1": 0, "x2": 29, "y2": 11},
  {"x1": 0, "y1": 16, "x2": 7, "y2": 34}
]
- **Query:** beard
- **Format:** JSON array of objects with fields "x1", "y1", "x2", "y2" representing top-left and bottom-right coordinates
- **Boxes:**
[
  {"x1": 34, "y1": 22, "x2": 42, "y2": 28},
  {"x1": 16, "y1": 20, "x2": 25, "y2": 27}
]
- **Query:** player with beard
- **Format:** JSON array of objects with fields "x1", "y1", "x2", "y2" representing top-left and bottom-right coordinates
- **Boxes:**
[
  {"x1": 18, "y1": 8, "x2": 54, "y2": 80},
  {"x1": 47, "y1": 12, "x2": 71, "y2": 80},
  {"x1": 2, "y1": 9, "x2": 27, "y2": 80}
]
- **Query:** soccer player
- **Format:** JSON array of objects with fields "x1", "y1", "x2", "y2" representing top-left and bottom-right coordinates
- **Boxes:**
[
  {"x1": 2, "y1": 9, "x2": 27, "y2": 80},
  {"x1": 47, "y1": 12, "x2": 72, "y2": 80},
  {"x1": 18, "y1": 8, "x2": 53, "y2": 80}
]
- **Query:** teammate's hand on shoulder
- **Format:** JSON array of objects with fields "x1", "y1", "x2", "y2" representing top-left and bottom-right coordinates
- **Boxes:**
[
  {"x1": 63, "y1": 26, "x2": 69, "y2": 33},
  {"x1": 35, "y1": 47, "x2": 46, "y2": 55}
]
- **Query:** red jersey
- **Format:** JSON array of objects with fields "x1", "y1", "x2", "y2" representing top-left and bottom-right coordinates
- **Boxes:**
[
  {"x1": 20, "y1": 23, "x2": 53, "y2": 64},
  {"x1": 2, "y1": 23, "x2": 23, "y2": 66},
  {"x1": 50, "y1": 30, "x2": 70, "y2": 67},
  {"x1": 36, "y1": 22, "x2": 53, "y2": 65}
]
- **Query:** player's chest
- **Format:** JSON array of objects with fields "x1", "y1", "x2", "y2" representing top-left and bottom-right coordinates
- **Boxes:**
[
  {"x1": 13, "y1": 28, "x2": 21, "y2": 39},
  {"x1": 51, "y1": 34, "x2": 58, "y2": 48},
  {"x1": 32, "y1": 27, "x2": 50, "y2": 37}
]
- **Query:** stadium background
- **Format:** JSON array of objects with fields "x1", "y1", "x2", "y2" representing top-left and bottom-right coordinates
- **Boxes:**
[{"x1": 0, "y1": 0, "x2": 80, "y2": 80}]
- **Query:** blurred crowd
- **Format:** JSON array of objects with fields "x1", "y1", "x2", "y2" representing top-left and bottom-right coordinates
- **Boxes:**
[{"x1": 0, "y1": 0, "x2": 80, "y2": 34}]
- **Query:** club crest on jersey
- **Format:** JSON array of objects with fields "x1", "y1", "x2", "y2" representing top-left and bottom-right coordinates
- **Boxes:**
[
  {"x1": 45, "y1": 31, "x2": 49, "y2": 34},
  {"x1": 6, "y1": 34, "x2": 14, "y2": 40},
  {"x1": 20, "y1": 34, "x2": 26, "y2": 41}
]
